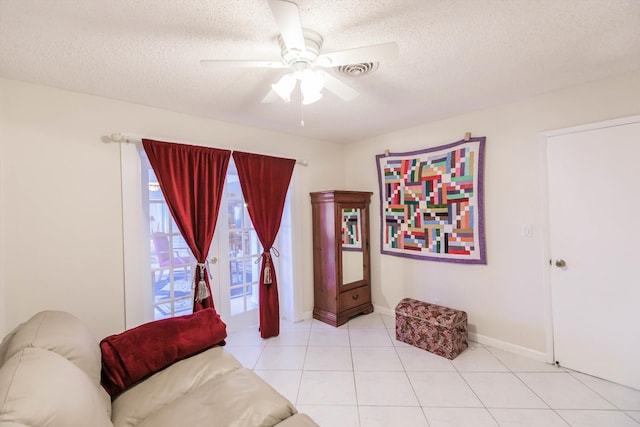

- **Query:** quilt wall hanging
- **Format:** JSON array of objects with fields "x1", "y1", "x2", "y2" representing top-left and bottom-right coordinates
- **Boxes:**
[
  {"x1": 341, "y1": 208, "x2": 362, "y2": 251},
  {"x1": 375, "y1": 137, "x2": 486, "y2": 264}
]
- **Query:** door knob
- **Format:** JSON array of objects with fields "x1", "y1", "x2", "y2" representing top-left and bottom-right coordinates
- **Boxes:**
[
  {"x1": 555, "y1": 259, "x2": 566, "y2": 268},
  {"x1": 209, "y1": 257, "x2": 218, "y2": 264}
]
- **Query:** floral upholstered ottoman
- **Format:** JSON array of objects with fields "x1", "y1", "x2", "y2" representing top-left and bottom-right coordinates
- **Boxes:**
[{"x1": 395, "y1": 298, "x2": 468, "y2": 359}]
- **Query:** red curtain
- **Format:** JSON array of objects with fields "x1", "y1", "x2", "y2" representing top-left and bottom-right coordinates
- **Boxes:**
[
  {"x1": 143, "y1": 139, "x2": 231, "y2": 312},
  {"x1": 233, "y1": 151, "x2": 295, "y2": 338}
]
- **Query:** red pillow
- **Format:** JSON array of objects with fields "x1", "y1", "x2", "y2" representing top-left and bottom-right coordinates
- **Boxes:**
[{"x1": 100, "y1": 308, "x2": 227, "y2": 396}]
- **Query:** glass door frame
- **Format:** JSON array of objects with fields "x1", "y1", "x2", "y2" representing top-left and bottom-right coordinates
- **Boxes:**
[{"x1": 211, "y1": 159, "x2": 267, "y2": 331}]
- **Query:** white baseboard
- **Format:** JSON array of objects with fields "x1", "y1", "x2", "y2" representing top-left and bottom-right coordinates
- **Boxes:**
[
  {"x1": 301, "y1": 310, "x2": 313, "y2": 321},
  {"x1": 373, "y1": 304, "x2": 395, "y2": 316},
  {"x1": 468, "y1": 332, "x2": 546, "y2": 362}
]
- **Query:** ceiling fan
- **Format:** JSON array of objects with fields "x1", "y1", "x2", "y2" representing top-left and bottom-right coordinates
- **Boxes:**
[{"x1": 200, "y1": 0, "x2": 399, "y2": 105}]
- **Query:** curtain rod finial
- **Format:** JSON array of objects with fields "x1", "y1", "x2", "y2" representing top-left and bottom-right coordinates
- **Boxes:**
[{"x1": 107, "y1": 133, "x2": 135, "y2": 143}]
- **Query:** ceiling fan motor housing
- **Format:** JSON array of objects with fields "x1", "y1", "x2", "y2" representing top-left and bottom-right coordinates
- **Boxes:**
[{"x1": 279, "y1": 28, "x2": 324, "y2": 70}]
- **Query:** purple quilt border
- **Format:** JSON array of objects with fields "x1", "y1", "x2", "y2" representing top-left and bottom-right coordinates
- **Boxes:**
[{"x1": 375, "y1": 137, "x2": 486, "y2": 264}]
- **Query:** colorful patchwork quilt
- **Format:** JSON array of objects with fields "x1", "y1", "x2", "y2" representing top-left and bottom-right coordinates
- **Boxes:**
[{"x1": 375, "y1": 137, "x2": 486, "y2": 263}]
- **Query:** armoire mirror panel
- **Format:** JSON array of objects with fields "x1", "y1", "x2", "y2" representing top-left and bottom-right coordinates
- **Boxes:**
[
  {"x1": 341, "y1": 207, "x2": 364, "y2": 285},
  {"x1": 342, "y1": 250, "x2": 363, "y2": 284},
  {"x1": 311, "y1": 191, "x2": 373, "y2": 327}
]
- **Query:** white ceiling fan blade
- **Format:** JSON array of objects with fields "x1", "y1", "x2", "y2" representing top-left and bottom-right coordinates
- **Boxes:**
[
  {"x1": 268, "y1": 0, "x2": 305, "y2": 52},
  {"x1": 200, "y1": 59, "x2": 287, "y2": 69},
  {"x1": 317, "y1": 42, "x2": 399, "y2": 67},
  {"x1": 261, "y1": 89, "x2": 281, "y2": 103},
  {"x1": 322, "y1": 73, "x2": 359, "y2": 101}
]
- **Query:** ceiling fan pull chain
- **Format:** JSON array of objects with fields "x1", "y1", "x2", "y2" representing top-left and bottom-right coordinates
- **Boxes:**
[{"x1": 300, "y1": 101, "x2": 304, "y2": 127}]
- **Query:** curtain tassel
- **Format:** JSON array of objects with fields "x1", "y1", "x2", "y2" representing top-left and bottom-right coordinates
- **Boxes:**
[
  {"x1": 264, "y1": 264, "x2": 272, "y2": 285},
  {"x1": 259, "y1": 249, "x2": 280, "y2": 286},
  {"x1": 196, "y1": 263, "x2": 210, "y2": 301},
  {"x1": 263, "y1": 253, "x2": 272, "y2": 285}
]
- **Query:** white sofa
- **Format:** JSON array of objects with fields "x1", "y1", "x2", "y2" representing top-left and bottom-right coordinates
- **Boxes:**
[{"x1": 0, "y1": 311, "x2": 318, "y2": 427}]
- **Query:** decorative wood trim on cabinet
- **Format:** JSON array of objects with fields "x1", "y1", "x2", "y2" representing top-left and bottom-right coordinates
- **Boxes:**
[{"x1": 310, "y1": 190, "x2": 373, "y2": 327}]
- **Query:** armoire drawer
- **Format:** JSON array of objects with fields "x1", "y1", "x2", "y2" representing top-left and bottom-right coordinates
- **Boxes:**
[{"x1": 340, "y1": 287, "x2": 371, "y2": 310}]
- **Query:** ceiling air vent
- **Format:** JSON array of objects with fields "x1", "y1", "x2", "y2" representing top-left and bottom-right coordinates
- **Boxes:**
[{"x1": 336, "y1": 62, "x2": 379, "y2": 78}]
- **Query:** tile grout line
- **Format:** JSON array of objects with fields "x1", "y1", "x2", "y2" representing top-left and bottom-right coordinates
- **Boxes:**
[
  {"x1": 509, "y1": 368, "x2": 574, "y2": 425},
  {"x1": 451, "y1": 348, "x2": 504, "y2": 426},
  {"x1": 347, "y1": 322, "x2": 363, "y2": 427},
  {"x1": 554, "y1": 370, "x2": 640, "y2": 426},
  {"x1": 386, "y1": 319, "x2": 433, "y2": 426},
  {"x1": 293, "y1": 324, "x2": 312, "y2": 407},
  {"x1": 565, "y1": 369, "x2": 630, "y2": 411}
]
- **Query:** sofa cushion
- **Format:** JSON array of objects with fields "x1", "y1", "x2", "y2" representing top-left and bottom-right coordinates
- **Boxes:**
[
  {"x1": 112, "y1": 346, "x2": 242, "y2": 426},
  {"x1": 101, "y1": 307, "x2": 227, "y2": 396},
  {"x1": 126, "y1": 368, "x2": 297, "y2": 427},
  {"x1": 0, "y1": 323, "x2": 21, "y2": 365},
  {"x1": 0, "y1": 347, "x2": 112, "y2": 427},
  {"x1": 275, "y1": 414, "x2": 321, "y2": 427},
  {"x1": 0, "y1": 310, "x2": 102, "y2": 385}
]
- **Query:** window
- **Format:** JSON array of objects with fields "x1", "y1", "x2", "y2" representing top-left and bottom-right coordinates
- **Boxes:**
[{"x1": 146, "y1": 162, "x2": 195, "y2": 320}]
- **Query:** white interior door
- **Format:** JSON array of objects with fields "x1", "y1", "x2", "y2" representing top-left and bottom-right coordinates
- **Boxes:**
[{"x1": 546, "y1": 117, "x2": 640, "y2": 390}]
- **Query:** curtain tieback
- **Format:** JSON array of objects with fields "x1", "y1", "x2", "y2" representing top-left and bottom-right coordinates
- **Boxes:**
[
  {"x1": 259, "y1": 247, "x2": 280, "y2": 286},
  {"x1": 195, "y1": 262, "x2": 210, "y2": 302}
]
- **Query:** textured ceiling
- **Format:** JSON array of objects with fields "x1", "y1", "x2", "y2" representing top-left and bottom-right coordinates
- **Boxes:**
[{"x1": 1, "y1": 0, "x2": 639, "y2": 143}]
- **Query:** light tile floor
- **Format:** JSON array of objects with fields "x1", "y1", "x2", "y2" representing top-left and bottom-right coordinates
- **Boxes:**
[{"x1": 224, "y1": 313, "x2": 640, "y2": 427}]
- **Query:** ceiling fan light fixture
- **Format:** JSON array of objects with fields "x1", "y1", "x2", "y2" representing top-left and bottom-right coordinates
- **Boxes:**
[
  {"x1": 272, "y1": 73, "x2": 297, "y2": 102},
  {"x1": 302, "y1": 91, "x2": 323, "y2": 105},
  {"x1": 300, "y1": 70, "x2": 326, "y2": 105}
]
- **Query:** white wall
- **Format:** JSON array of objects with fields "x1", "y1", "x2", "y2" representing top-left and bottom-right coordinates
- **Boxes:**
[
  {"x1": 0, "y1": 92, "x2": 5, "y2": 336},
  {"x1": 345, "y1": 71, "x2": 640, "y2": 356},
  {"x1": 2, "y1": 71, "x2": 639, "y2": 354},
  {"x1": 0, "y1": 78, "x2": 344, "y2": 339}
]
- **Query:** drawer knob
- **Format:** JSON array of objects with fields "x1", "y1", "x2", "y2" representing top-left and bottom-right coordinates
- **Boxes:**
[{"x1": 352, "y1": 294, "x2": 359, "y2": 300}]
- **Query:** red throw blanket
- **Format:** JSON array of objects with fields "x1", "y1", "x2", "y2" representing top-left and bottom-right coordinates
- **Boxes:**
[{"x1": 100, "y1": 308, "x2": 227, "y2": 396}]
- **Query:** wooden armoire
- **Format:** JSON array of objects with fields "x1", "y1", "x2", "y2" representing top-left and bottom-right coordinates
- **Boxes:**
[{"x1": 310, "y1": 190, "x2": 373, "y2": 326}]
